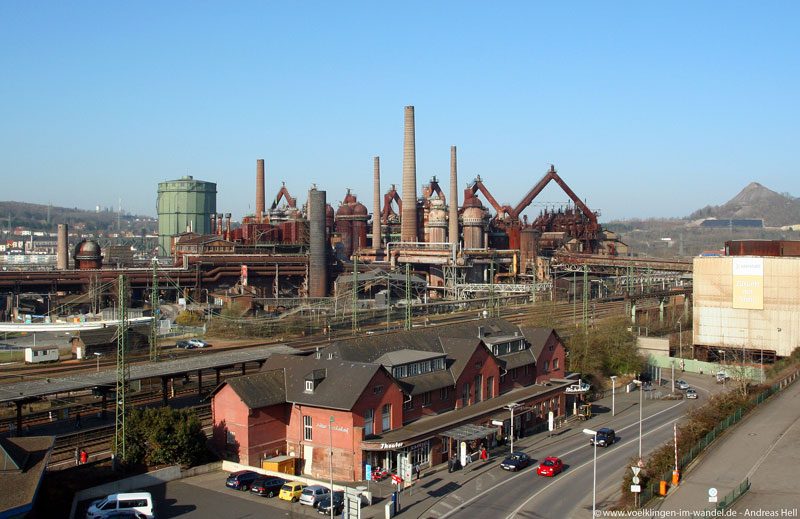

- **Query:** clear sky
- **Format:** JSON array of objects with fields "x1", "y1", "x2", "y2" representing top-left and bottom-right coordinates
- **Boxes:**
[{"x1": 1, "y1": 1, "x2": 798, "y2": 223}]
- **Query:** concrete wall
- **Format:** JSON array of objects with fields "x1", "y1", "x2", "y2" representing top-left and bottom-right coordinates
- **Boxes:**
[
  {"x1": 647, "y1": 354, "x2": 764, "y2": 381},
  {"x1": 637, "y1": 337, "x2": 670, "y2": 356}
]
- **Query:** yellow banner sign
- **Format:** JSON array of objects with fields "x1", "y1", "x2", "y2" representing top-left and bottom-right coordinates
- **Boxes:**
[{"x1": 732, "y1": 258, "x2": 763, "y2": 309}]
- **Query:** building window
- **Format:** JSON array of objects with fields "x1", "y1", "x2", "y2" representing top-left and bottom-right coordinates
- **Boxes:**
[
  {"x1": 487, "y1": 376, "x2": 494, "y2": 399},
  {"x1": 305, "y1": 380, "x2": 314, "y2": 392},
  {"x1": 511, "y1": 368, "x2": 518, "y2": 380},
  {"x1": 543, "y1": 360, "x2": 550, "y2": 372},
  {"x1": 433, "y1": 357, "x2": 445, "y2": 370},
  {"x1": 461, "y1": 383, "x2": 470, "y2": 407},
  {"x1": 382, "y1": 404, "x2": 392, "y2": 431},
  {"x1": 403, "y1": 397, "x2": 414, "y2": 410},
  {"x1": 373, "y1": 385, "x2": 383, "y2": 395},
  {"x1": 553, "y1": 358, "x2": 559, "y2": 370},
  {"x1": 441, "y1": 437, "x2": 449, "y2": 453},
  {"x1": 226, "y1": 430, "x2": 236, "y2": 445},
  {"x1": 303, "y1": 415, "x2": 312, "y2": 441},
  {"x1": 422, "y1": 391, "x2": 431, "y2": 407},
  {"x1": 364, "y1": 409, "x2": 374, "y2": 436},
  {"x1": 474, "y1": 374, "x2": 482, "y2": 403},
  {"x1": 440, "y1": 386, "x2": 449, "y2": 400}
]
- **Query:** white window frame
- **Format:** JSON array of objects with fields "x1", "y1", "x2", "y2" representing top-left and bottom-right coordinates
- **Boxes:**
[
  {"x1": 382, "y1": 404, "x2": 391, "y2": 431},
  {"x1": 303, "y1": 415, "x2": 312, "y2": 441},
  {"x1": 364, "y1": 408, "x2": 374, "y2": 436}
]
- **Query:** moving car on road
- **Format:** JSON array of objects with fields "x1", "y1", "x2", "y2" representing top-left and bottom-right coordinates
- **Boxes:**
[
  {"x1": 686, "y1": 389, "x2": 698, "y2": 399},
  {"x1": 500, "y1": 452, "x2": 530, "y2": 471},
  {"x1": 536, "y1": 457, "x2": 564, "y2": 477},
  {"x1": 588, "y1": 428, "x2": 616, "y2": 447},
  {"x1": 677, "y1": 379, "x2": 690, "y2": 390}
]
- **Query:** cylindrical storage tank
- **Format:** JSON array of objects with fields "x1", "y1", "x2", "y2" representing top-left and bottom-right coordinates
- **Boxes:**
[
  {"x1": 309, "y1": 189, "x2": 328, "y2": 298},
  {"x1": 352, "y1": 202, "x2": 369, "y2": 252},
  {"x1": 427, "y1": 198, "x2": 448, "y2": 243},
  {"x1": 57, "y1": 224, "x2": 69, "y2": 270},
  {"x1": 336, "y1": 204, "x2": 353, "y2": 259},
  {"x1": 462, "y1": 198, "x2": 485, "y2": 249},
  {"x1": 157, "y1": 176, "x2": 217, "y2": 256},
  {"x1": 74, "y1": 240, "x2": 102, "y2": 269}
]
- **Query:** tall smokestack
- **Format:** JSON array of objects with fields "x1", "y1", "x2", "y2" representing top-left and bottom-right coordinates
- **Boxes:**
[
  {"x1": 256, "y1": 159, "x2": 265, "y2": 221},
  {"x1": 57, "y1": 224, "x2": 68, "y2": 269},
  {"x1": 309, "y1": 189, "x2": 328, "y2": 297},
  {"x1": 373, "y1": 156, "x2": 382, "y2": 250},
  {"x1": 225, "y1": 213, "x2": 231, "y2": 240},
  {"x1": 449, "y1": 146, "x2": 459, "y2": 246},
  {"x1": 401, "y1": 106, "x2": 418, "y2": 242}
]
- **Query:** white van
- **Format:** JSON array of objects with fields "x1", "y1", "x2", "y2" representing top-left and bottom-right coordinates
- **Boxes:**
[{"x1": 85, "y1": 492, "x2": 155, "y2": 519}]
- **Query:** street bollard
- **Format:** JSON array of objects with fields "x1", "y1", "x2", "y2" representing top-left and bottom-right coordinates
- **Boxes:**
[{"x1": 659, "y1": 480, "x2": 667, "y2": 496}]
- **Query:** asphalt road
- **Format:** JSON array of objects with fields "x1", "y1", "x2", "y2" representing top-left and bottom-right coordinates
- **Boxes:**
[{"x1": 422, "y1": 372, "x2": 718, "y2": 519}]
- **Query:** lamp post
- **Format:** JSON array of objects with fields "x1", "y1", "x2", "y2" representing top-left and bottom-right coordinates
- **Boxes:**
[
  {"x1": 503, "y1": 403, "x2": 519, "y2": 454},
  {"x1": 677, "y1": 320, "x2": 682, "y2": 360},
  {"x1": 329, "y1": 415, "x2": 335, "y2": 519},
  {"x1": 93, "y1": 352, "x2": 102, "y2": 372},
  {"x1": 718, "y1": 350, "x2": 726, "y2": 387},
  {"x1": 635, "y1": 379, "x2": 643, "y2": 459},
  {"x1": 610, "y1": 376, "x2": 617, "y2": 416},
  {"x1": 583, "y1": 428, "x2": 598, "y2": 519}
]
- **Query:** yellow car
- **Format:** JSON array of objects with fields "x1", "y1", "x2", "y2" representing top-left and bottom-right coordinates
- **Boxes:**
[{"x1": 278, "y1": 481, "x2": 306, "y2": 502}]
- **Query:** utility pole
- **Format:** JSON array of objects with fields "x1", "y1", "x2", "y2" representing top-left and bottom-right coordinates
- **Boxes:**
[
  {"x1": 150, "y1": 259, "x2": 159, "y2": 362},
  {"x1": 582, "y1": 265, "x2": 589, "y2": 325},
  {"x1": 405, "y1": 263, "x2": 411, "y2": 330},
  {"x1": 114, "y1": 274, "x2": 129, "y2": 466},
  {"x1": 386, "y1": 270, "x2": 391, "y2": 332},
  {"x1": 489, "y1": 257, "x2": 495, "y2": 317},
  {"x1": 352, "y1": 255, "x2": 358, "y2": 334}
]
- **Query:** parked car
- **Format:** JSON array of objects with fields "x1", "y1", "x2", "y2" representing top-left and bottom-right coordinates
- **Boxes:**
[
  {"x1": 300, "y1": 485, "x2": 330, "y2": 508},
  {"x1": 175, "y1": 340, "x2": 190, "y2": 348},
  {"x1": 225, "y1": 470, "x2": 261, "y2": 491},
  {"x1": 500, "y1": 452, "x2": 530, "y2": 471},
  {"x1": 536, "y1": 456, "x2": 564, "y2": 477},
  {"x1": 250, "y1": 476, "x2": 286, "y2": 497},
  {"x1": 677, "y1": 379, "x2": 690, "y2": 390},
  {"x1": 588, "y1": 428, "x2": 616, "y2": 448},
  {"x1": 279, "y1": 481, "x2": 306, "y2": 503},
  {"x1": 85, "y1": 492, "x2": 155, "y2": 519},
  {"x1": 317, "y1": 491, "x2": 369, "y2": 515},
  {"x1": 686, "y1": 389, "x2": 698, "y2": 399},
  {"x1": 188, "y1": 338, "x2": 209, "y2": 348}
]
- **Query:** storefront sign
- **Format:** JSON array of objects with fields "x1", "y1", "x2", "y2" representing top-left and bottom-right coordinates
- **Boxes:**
[{"x1": 379, "y1": 442, "x2": 404, "y2": 449}]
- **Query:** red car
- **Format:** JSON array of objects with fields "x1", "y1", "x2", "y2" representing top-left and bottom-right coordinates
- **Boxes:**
[{"x1": 537, "y1": 457, "x2": 563, "y2": 477}]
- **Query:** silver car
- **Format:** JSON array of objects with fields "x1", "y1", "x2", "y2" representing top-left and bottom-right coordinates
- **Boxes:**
[
  {"x1": 686, "y1": 389, "x2": 698, "y2": 399},
  {"x1": 677, "y1": 379, "x2": 690, "y2": 390},
  {"x1": 299, "y1": 485, "x2": 330, "y2": 508}
]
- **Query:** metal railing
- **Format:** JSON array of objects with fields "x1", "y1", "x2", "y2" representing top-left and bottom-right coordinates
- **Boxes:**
[{"x1": 637, "y1": 369, "x2": 798, "y2": 508}]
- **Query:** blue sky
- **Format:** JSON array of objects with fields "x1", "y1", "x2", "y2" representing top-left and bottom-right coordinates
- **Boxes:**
[{"x1": 1, "y1": 1, "x2": 798, "y2": 223}]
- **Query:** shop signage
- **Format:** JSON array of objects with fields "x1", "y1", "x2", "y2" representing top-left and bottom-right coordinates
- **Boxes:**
[{"x1": 380, "y1": 442, "x2": 404, "y2": 449}]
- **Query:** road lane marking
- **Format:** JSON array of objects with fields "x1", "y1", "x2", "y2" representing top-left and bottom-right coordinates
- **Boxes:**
[{"x1": 433, "y1": 399, "x2": 685, "y2": 519}]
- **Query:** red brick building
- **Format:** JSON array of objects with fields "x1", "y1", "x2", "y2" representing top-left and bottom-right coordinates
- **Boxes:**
[{"x1": 211, "y1": 318, "x2": 571, "y2": 482}]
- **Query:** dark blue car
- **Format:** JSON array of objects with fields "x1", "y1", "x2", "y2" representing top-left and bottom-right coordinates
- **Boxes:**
[{"x1": 226, "y1": 470, "x2": 261, "y2": 491}]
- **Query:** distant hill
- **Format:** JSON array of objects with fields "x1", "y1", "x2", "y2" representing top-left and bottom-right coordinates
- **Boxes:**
[
  {"x1": 688, "y1": 183, "x2": 800, "y2": 227},
  {"x1": 0, "y1": 201, "x2": 156, "y2": 233}
]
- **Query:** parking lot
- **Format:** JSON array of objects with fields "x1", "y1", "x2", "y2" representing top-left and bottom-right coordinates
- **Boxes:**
[{"x1": 81, "y1": 471, "x2": 383, "y2": 519}]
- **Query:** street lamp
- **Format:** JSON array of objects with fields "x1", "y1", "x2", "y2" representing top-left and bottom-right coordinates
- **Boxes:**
[
  {"x1": 677, "y1": 320, "x2": 682, "y2": 361},
  {"x1": 610, "y1": 376, "x2": 617, "y2": 416},
  {"x1": 503, "y1": 403, "x2": 519, "y2": 454},
  {"x1": 93, "y1": 352, "x2": 102, "y2": 372},
  {"x1": 329, "y1": 415, "x2": 335, "y2": 519},
  {"x1": 718, "y1": 350, "x2": 726, "y2": 387},
  {"x1": 583, "y1": 428, "x2": 598, "y2": 519},
  {"x1": 635, "y1": 379, "x2": 644, "y2": 459}
]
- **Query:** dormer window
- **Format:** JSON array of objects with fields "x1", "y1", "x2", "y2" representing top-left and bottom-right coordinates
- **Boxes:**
[{"x1": 305, "y1": 380, "x2": 314, "y2": 392}]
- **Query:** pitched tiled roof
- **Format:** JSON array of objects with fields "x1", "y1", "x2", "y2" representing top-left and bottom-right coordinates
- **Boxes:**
[
  {"x1": 518, "y1": 327, "x2": 558, "y2": 359},
  {"x1": 0, "y1": 436, "x2": 55, "y2": 516},
  {"x1": 261, "y1": 354, "x2": 385, "y2": 411},
  {"x1": 224, "y1": 369, "x2": 286, "y2": 409}
]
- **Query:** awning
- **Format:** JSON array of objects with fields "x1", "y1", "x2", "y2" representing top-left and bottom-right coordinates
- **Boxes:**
[{"x1": 440, "y1": 423, "x2": 498, "y2": 442}]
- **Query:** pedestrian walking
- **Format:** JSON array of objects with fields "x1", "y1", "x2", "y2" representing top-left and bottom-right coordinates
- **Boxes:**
[
  {"x1": 414, "y1": 463, "x2": 420, "y2": 480},
  {"x1": 75, "y1": 412, "x2": 81, "y2": 430},
  {"x1": 481, "y1": 447, "x2": 487, "y2": 463},
  {"x1": 80, "y1": 450, "x2": 88, "y2": 464},
  {"x1": 447, "y1": 456, "x2": 453, "y2": 473},
  {"x1": 74, "y1": 448, "x2": 80, "y2": 466}
]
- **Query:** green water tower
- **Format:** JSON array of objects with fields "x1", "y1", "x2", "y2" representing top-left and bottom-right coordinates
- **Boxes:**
[{"x1": 157, "y1": 175, "x2": 217, "y2": 256}]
